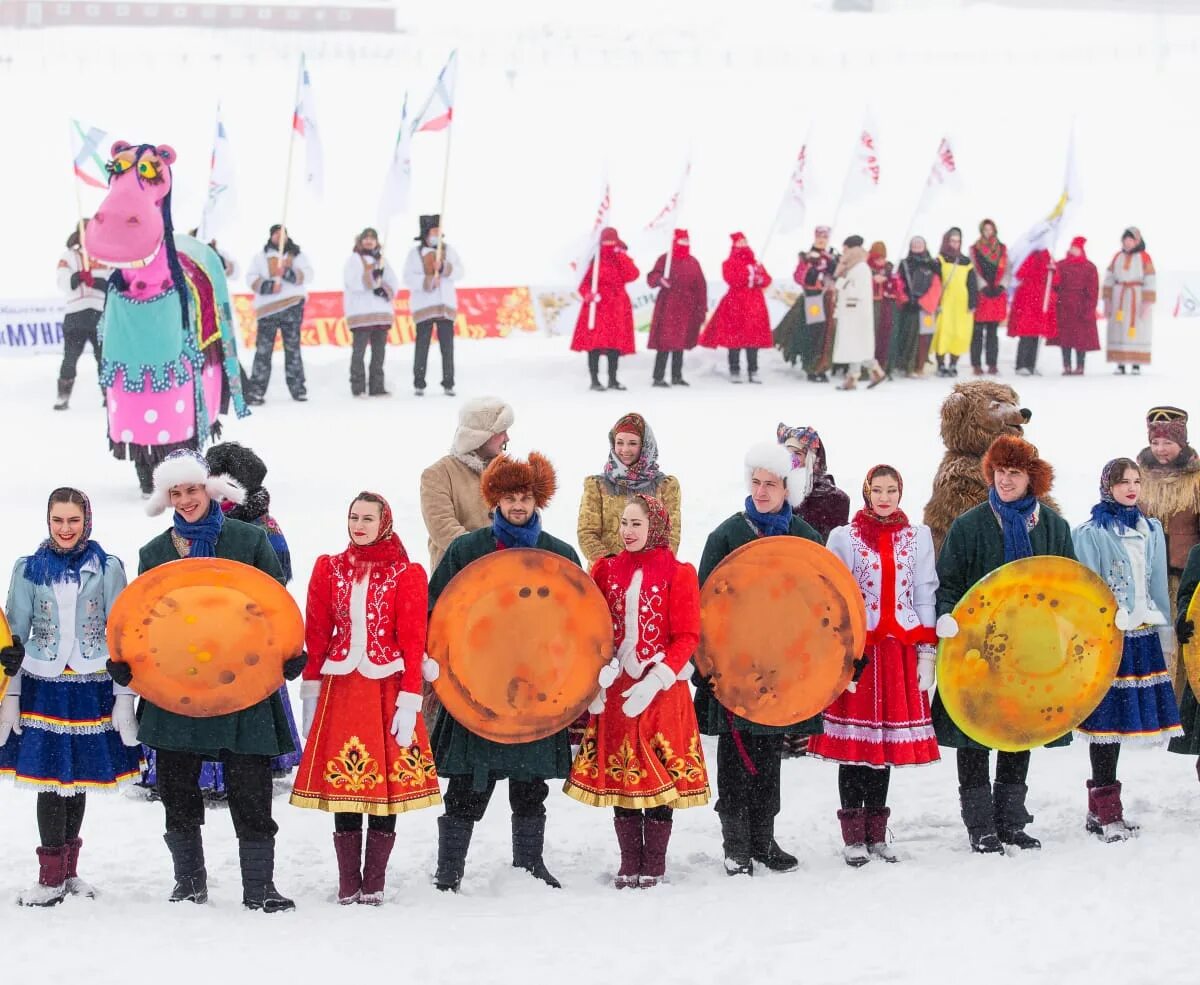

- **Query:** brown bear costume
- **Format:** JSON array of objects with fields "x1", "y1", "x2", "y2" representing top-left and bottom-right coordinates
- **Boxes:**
[{"x1": 923, "y1": 381, "x2": 1057, "y2": 553}]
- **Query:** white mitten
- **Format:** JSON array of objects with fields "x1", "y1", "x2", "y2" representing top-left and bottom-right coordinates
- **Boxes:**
[
  {"x1": 1114, "y1": 609, "x2": 1131, "y2": 631},
  {"x1": 422, "y1": 654, "x2": 441, "y2": 683},
  {"x1": 620, "y1": 663, "x2": 676, "y2": 718},
  {"x1": 935, "y1": 614, "x2": 959, "y2": 639},
  {"x1": 111, "y1": 693, "x2": 140, "y2": 747},
  {"x1": 917, "y1": 654, "x2": 937, "y2": 693},
  {"x1": 588, "y1": 689, "x2": 606, "y2": 715},
  {"x1": 390, "y1": 691, "x2": 423, "y2": 748},
  {"x1": 0, "y1": 694, "x2": 21, "y2": 746},
  {"x1": 302, "y1": 696, "x2": 318, "y2": 739},
  {"x1": 597, "y1": 658, "x2": 620, "y2": 689}
]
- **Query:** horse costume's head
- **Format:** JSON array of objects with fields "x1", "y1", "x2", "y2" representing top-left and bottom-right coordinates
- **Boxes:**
[{"x1": 86, "y1": 142, "x2": 177, "y2": 268}]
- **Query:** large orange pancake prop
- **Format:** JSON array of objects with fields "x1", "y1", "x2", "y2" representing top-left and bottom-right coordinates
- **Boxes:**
[
  {"x1": 106, "y1": 558, "x2": 304, "y2": 718},
  {"x1": 428, "y1": 548, "x2": 613, "y2": 744},
  {"x1": 936, "y1": 556, "x2": 1124, "y2": 752},
  {"x1": 696, "y1": 538, "x2": 866, "y2": 727},
  {"x1": 1182, "y1": 587, "x2": 1200, "y2": 701},
  {"x1": 0, "y1": 608, "x2": 12, "y2": 702}
]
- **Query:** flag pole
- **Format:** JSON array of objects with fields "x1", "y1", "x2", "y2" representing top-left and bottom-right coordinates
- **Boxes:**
[
  {"x1": 73, "y1": 174, "x2": 91, "y2": 271},
  {"x1": 278, "y1": 55, "x2": 304, "y2": 276},
  {"x1": 434, "y1": 116, "x2": 453, "y2": 276},
  {"x1": 587, "y1": 228, "x2": 601, "y2": 330}
]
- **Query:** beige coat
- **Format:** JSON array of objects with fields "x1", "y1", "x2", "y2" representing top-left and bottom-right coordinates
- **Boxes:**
[
  {"x1": 420, "y1": 454, "x2": 492, "y2": 571},
  {"x1": 576, "y1": 474, "x2": 682, "y2": 565}
]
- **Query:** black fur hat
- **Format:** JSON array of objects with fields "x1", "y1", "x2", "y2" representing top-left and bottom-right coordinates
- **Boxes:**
[
  {"x1": 416, "y1": 214, "x2": 441, "y2": 242},
  {"x1": 206, "y1": 442, "x2": 267, "y2": 492}
]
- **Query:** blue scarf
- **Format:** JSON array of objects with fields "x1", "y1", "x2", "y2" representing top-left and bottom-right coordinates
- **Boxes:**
[
  {"x1": 493, "y1": 509, "x2": 543, "y2": 549},
  {"x1": 744, "y1": 496, "x2": 793, "y2": 537},
  {"x1": 23, "y1": 539, "x2": 107, "y2": 587},
  {"x1": 174, "y1": 500, "x2": 225, "y2": 558},
  {"x1": 1089, "y1": 500, "x2": 1143, "y2": 533},
  {"x1": 988, "y1": 487, "x2": 1036, "y2": 562}
]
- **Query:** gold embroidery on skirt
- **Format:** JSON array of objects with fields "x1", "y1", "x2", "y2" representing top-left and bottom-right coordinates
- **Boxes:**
[
  {"x1": 389, "y1": 743, "x2": 437, "y2": 788},
  {"x1": 605, "y1": 736, "x2": 648, "y2": 786},
  {"x1": 324, "y1": 736, "x2": 384, "y2": 793},
  {"x1": 572, "y1": 726, "x2": 600, "y2": 779},
  {"x1": 651, "y1": 731, "x2": 705, "y2": 785}
]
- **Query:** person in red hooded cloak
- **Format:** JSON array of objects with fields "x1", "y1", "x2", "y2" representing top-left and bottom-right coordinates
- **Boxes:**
[
  {"x1": 571, "y1": 227, "x2": 639, "y2": 392},
  {"x1": 1050, "y1": 237, "x2": 1100, "y2": 375},
  {"x1": 646, "y1": 229, "x2": 708, "y2": 388},
  {"x1": 1007, "y1": 248, "x2": 1058, "y2": 376},
  {"x1": 699, "y1": 233, "x2": 773, "y2": 384}
]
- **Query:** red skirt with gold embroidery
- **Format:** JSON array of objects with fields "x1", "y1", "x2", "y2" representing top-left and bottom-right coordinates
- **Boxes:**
[
  {"x1": 564, "y1": 676, "x2": 710, "y2": 810},
  {"x1": 290, "y1": 671, "x2": 442, "y2": 815}
]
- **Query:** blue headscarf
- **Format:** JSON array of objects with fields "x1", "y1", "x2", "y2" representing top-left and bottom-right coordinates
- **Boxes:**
[
  {"x1": 174, "y1": 499, "x2": 225, "y2": 558},
  {"x1": 988, "y1": 486, "x2": 1036, "y2": 562},
  {"x1": 493, "y1": 508, "x2": 543, "y2": 549},
  {"x1": 1089, "y1": 457, "x2": 1144, "y2": 533},
  {"x1": 744, "y1": 495, "x2": 793, "y2": 537},
  {"x1": 24, "y1": 488, "x2": 108, "y2": 587}
]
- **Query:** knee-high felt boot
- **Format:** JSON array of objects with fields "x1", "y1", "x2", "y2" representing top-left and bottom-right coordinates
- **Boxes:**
[
  {"x1": 750, "y1": 816, "x2": 798, "y2": 872},
  {"x1": 864, "y1": 807, "x2": 898, "y2": 863},
  {"x1": 54, "y1": 377, "x2": 74, "y2": 411},
  {"x1": 1086, "y1": 781, "x2": 1135, "y2": 843},
  {"x1": 434, "y1": 815, "x2": 474, "y2": 893},
  {"x1": 640, "y1": 817, "x2": 672, "y2": 887},
  {"x1": 238, "y1": 838, "x2": 296, "y2": 913},
  {"x1": 19, "y1": 845, "x2": 69, "y2": 907},
  {"x1": 359, "y1": 829, "x2": 396, "y2": 905},
  {"x1": 163, "y1": 829, "x2": 208, "y2": 903},
  {"x1": 718, "y1": 813, "x2": 753, "y2": 876},
  {"x1": 333, "y1": 830, "x2": 362, "y2": 904},
  {"x1": 613, "y1": 815, "x2": 642, "y2": 889},
  {"x1": 512, "y1": 814, "x2": 561, "y2": 888},
  {"x1": 959, "y1": 786, "x2": 1003, "y2": 855},
  {"x1": 837, "y1": 808, "x2": 870, "y2": 868},
  {"x1": 64, "y1": 837, "x2": 96, "y2": 897},
  {"x1": 993, "y1": 782, "x2": 1040, "y2": 851}
]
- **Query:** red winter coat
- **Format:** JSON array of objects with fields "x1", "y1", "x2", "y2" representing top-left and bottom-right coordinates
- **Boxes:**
[
  {"x1": 970, "y1": 240, "x2": 1009, "y2": 323},
  {"x1": 647, "y1": 250, "x2": 708, "y2": 351},
  {"x1": 699, "y1": 248, "x2": 772, "y2": 349},
  {"x1": 1006, "y1": 250, "x2": 1058, "y2": 339},
  {"x1": 303, "y1": 549, "x2": 428, "y2": 697},
  {"x1": 571, "y1": 246, "x2": 640, "y2": 354},
  {"x1": 1052, "y1": 254, "x2": 1100, "y2": 352}
]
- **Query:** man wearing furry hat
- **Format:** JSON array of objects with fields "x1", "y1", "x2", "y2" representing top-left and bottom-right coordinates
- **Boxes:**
[
  {"x1": 692, "y1": 443, "x2": 824, "y2": 877},
  {"x1": 106, "y1": 449, "x2": 307, "y2": 912},
  {"x1": 425, "y1": 451, "x2": 580, "y2": 893},
  {"x1": 931, "y1": 434, "x2": 1075, "y2": 855},
  {"x1": 420, "y1": 396, "x2": 515, "y2": 572}
]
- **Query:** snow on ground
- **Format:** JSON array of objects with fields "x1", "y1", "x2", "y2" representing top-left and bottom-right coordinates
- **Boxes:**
[{"x1": 1, "y1": 317, "x2": 1199, "y2": 985}]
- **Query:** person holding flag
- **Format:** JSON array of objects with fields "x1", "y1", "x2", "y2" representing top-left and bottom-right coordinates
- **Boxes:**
[
  {"x1": 700, "y1": 233, "x2": 773, "y2": 384},
  {"x1": 403, "y1": 215, "x2": 462, "y2": 398},
  {"x1": 245, "y1": 225, "x2": 313, "y2": 405},
  {"x1": 646, "y1": 229, "x2": 707, "y2": 387},
  {"x1": 1050, "y1": 237, "x2": 1100, "y2": 375},
  {"x1": 54, "y1": 221, "x2": 108, "y2": 411},
  {"x1": 571, "y1": 227, "x2": 639, "y2": 392},
  {"x1": 345, "y1": 227, "x2": 400, "y2": 398}
]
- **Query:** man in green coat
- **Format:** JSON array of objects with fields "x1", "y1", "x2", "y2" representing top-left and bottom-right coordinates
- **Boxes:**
[
  {"x1": 425, "y1": 451, "x2": 581, "y2": 893},
  {"x1": 694, "y1": 442, "x2": 824, "y2": 876},
  {"x1": 106, "y1": 450, "x2": 306, "y2": 912},
  {"x1": 931, "y1": 435, "x2": 1075, "y2": 854}
]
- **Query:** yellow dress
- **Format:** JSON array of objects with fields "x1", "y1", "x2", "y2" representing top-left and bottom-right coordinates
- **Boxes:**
[{"x1": 932, "y1": 256, "x2": 975, "y2": 357}]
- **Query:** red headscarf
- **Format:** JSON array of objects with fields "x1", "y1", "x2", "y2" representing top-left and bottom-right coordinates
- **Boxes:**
[
  {"x1": 850, "y1": 465, "x2": 909, "y2": 546},
  {"x1": 1062, "y1": 236, "x2": 1089, "y2": 263},
  {"x1": 345, "y1": 492, "x2": 406, "y2": 581},
  {"x1": 607, "y1": 494, "x2": 675, "y2": 588},
  {"x1": 671, "y1": 229, "x2": 691, "y2": 260}
]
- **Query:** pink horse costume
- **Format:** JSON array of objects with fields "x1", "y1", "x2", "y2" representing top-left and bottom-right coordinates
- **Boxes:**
[{"x1": 84, "y1": 142, "x2": 248, "y2": 494}]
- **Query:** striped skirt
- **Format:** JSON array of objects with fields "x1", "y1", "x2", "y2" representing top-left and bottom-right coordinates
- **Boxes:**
[{"x1": 1078, "y1": 627, "x2": 1183, "y2": 744}]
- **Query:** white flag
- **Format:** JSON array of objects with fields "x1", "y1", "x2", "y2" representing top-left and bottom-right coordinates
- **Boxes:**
[
  {"x1": 838, "y1": 112, "x2": 881, "y2": 212},
  {"x1": 1010, "y1": 128, "x2": 1080, "y2": 277},
  {"x1": 292, "y1": 53, "x2": 324, "y2": 197},
  {"x1": 772, "y1": 142, "x2": 810, "y2": 235},
  {"x1": 70, "y1": 119, "x2": 110, "y2": 190},
  {"x1": 645, "y1": 159, "x2": 691, "y2": 232},
  {"x1": 197, "y1": 106, "x2": 237, "y2": 243},
  {"x1": 906, "y1": 136, "x2": 961, "y2": 239},
  {"x1": 376, "y1": 92, "x2": 413, "y2": 228},
  {"x1": 412, "y1": 51, "x2": 457, "y2": 134},
  {"x1": 567, "y1": 177, "x2": 612, "y2": 278}
]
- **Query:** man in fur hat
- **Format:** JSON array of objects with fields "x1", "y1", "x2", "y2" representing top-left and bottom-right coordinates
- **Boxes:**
[
  {"x1": 420, "y1": 395, "x2": 515, "y2": 572},
  {"x1": 693, "y1": 443, "x2": 824, "y2": 877},
  {"x1": 424, "y1": 451, "x2": 581, "y2": 893},
  {"x1": 403, "y1": 213, "x2": 463, "y2": 397},
  {"x1": 106, "y1": 449, "x2": 307, "y2": 912},
  {"x1": 931, "y1": 434, "x2": 1075, "y2": 855}
]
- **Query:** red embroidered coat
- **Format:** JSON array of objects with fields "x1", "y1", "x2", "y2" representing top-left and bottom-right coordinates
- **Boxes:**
[{"x1": 303, "y1": 550, "x2": 427, "y2": 696}]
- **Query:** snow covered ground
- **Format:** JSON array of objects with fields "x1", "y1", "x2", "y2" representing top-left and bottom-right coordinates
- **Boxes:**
[{"x1": 1, "y1": 316, "x2": 1199, "y2": 984}]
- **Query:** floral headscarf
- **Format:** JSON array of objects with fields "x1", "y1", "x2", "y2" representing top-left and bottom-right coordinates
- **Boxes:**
[
  {"x1": 632, "y1": 493, "x2": 671, "y2": 551},
  {"x1": 603, "y1": 412, "x2": 663, "y2": 494}
]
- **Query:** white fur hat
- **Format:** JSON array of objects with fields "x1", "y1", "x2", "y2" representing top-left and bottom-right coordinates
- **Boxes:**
[
  {"x1": 452, "y1": 396, "x2": 515, "y2": 455},
  {"x1": 145, "y1": 449, "x2": 246, "y2": 517},
  {"x1": 744, "y1": 442, "x2": 804, "y2": 507}
]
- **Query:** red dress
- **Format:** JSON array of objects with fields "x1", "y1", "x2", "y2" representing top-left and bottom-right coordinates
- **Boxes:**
[
  {"x1": 699, "y1": 244, "x2": 772, "y2": 349},
  {"x1": 806, "y1": 518, "x2": 941, "y2": 768},
  {"x1": 564, "y1": 548, "x2": 710, "y2": 809},
  {"x1": 1006, "y1": 249, "x2": 1059, "y2": 339},
  {"x1": 570, "y1": 245, "x2": 639, "y2": 354},
  {"x1": 290, "y1": 548, "x2": 442, "y2": 814}
]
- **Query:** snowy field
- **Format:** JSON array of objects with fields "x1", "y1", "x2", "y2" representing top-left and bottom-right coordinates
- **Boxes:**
[{"x1": 1, "y1": 319, "x2": 1200, "y2": 985}]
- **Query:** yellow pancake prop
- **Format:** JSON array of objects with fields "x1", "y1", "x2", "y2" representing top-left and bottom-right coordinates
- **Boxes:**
[
  {"x1": 696, "y1": 537, "x2": 866, "y2": 727},
  {"x1": 0, "y1": 608, "x2": 12, "y2": 702},
  {"x1": 106, "y1": 558, "x2": 304, "y2": 718},
  {"x1": 428, "y1": 548, "x2": 613, "y2": 744},
  {"x1": 1182, "y1": 587, "x2": 1200, "y2": 700},
  {"x1": 936, "y1": 556, "x2": 1124, "y2": 752}
]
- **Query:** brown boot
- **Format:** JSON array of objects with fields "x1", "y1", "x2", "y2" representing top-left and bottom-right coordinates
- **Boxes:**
[
  {"x1": 333, "y1": 830, "x2": 362, "y2": 904},
  {"x1": 359, "y1": 829, "x2": 396, "y2": 905}
]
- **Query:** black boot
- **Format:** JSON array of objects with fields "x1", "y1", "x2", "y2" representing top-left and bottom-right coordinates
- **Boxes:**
[
  {"x1": 238, "y1": 838, "x2": 296, "y2": 912},
  {"x1": 588, "y1": 351, "x2": 605, "y2": 391},
  {"x1": 750, "y1": 816, "x2": 798, "y2": 872},
  {"x1": 163, "y1": 830, "x2": 208, "y2": 904},
  {"x1": 134, "y1": 459, "x2": 155, "y2": 498},
  {"x1": 434, "y1": 815, "x2": 474, "y2": 893},
  {"x1": 959, "y1": 785, "x2": 1003, "y2": 854},
  {"x1": 994, "y1": 782, "x2": 1040, "y2": 850},
  {"x1": 606, "y1": 351, "x2": 626, "y2": 392},
  {"x1": 512, "y1": 815, "x2": 561, "y2": 888},
  {"x1": 54, "y1": 377, "x2": 73, "y2": 410},
  {"x1": 719, "y1": 813, "x2": 754, "y2": 875}
]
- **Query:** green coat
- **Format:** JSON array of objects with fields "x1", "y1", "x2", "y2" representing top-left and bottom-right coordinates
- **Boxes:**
[
  {"x1": 930, "y1": 501, "x2": 1076, "y2": 751},
  {"x1": 1169, "y1": 545, "x2": 1200, "y2": 755},
  {"x1": 136, "y1": 517, "x2": 296, "y2": 759},
  {"x1": 693, "y1": 511, "x2": 826, "y2": 737},
  {"x1": 428, "y1": 525, "x2": 580, "y2": 790}
]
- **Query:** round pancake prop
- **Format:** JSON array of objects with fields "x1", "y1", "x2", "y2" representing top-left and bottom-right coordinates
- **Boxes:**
[
  {"x1": 696, "y1": 537, "x2": 866, "y2": 727},
  {"x1": 428, "y1": 548, "x2": 613, "y2": 744},
  {"x1": 0, "y1": 609, "x2": 12, "y2": 703},
  {"x1": 106, "y1": 558, "x2": 304, "y2": 718},
  {"x1": 1182, "y1": 585, "x2": 1200, "y2": 701},
  {"x1": 936, "y1": 556, "x2": 1123, "y2": 752}
]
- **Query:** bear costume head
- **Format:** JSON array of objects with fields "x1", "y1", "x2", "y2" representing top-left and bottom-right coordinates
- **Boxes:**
[{"x1": 939, "y1": 381, "x2": 1032, "y2": 456}]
